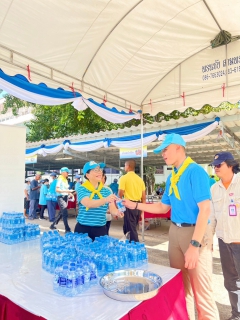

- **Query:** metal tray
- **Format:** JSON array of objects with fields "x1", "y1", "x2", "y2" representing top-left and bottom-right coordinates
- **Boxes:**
[{"x1": 99, "y1": 269, "x2": 162, "y2": 302}]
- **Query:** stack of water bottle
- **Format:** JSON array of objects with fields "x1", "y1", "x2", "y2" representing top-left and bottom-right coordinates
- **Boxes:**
[
  {"x1": 41, "y1": 231, "x2": 148, "y2": 297},
  {"x1": 0, "y1": 212, "x2": 40, "y2": 244}
]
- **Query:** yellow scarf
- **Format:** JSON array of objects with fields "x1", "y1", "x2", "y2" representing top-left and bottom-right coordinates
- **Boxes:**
[
  {"x1": 169, "y1": 157, "x2": 195, "y2": 200},
  {"x1": 82, "y1": 180, "x2": 104, "y2": 211}
]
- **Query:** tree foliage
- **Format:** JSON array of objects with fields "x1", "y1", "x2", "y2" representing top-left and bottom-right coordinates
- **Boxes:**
[{"x1": 1, "y1": 94, "x2": 238, "y2": 142}]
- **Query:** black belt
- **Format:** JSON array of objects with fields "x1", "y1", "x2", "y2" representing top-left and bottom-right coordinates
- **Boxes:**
[{"x1": 172, "y1": 221, "x2": 196, "y2": 227}]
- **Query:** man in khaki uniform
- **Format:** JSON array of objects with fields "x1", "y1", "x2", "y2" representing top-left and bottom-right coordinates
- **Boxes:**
[
  {"x1": 210, "y1": 151, "x2": 240, "y2": 320},
  {"x1": 119, "y1": 159, "x2": 146, "y2": 242},
  {"x1": 123, "y1": 134, "x2": 219, "y2": 320}
]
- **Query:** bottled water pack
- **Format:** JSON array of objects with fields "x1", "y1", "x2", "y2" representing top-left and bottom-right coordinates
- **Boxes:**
[
  {"x1": 0, "y1": 212, "x2": 40, "y2": 244},
  {"x1": 40, "y1": 231, "x2": 148, "y2": 297}
]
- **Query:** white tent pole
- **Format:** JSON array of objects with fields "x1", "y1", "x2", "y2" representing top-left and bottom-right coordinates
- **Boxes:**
[{"x1": 140, "y1": 110, "x2": 144, "y2": 242}]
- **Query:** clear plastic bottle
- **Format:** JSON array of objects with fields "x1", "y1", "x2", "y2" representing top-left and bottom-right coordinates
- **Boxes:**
[
  {"x1": 89, "y1": 261, "x2": 98, "y2": 286},
  {"x1": 82, "y1": 262, "x2": 91, "y2": 290},
  {"x1": 59, "y1": 265, "x2": 68, "y2": 296},
  {"x1": 53, "y1": 263, "x2": 62, "y2": 293},
  {"x1": 66, "y1": 267, "x2": 78, "y2": 297},
  {"x1": 132, "y1": 246, "x2": 138, "y2": 268},
  {"x1": 116, "y1": 200, "x2": 126, "y2": 212},
  {"x1": 76, "y1": 263, "x2": 85, "y2": 293}
]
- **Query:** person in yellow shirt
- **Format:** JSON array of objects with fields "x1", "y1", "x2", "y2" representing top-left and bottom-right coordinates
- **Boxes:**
[{"x1": 118, "y1": 159, "x2": 146, "y2": 242}]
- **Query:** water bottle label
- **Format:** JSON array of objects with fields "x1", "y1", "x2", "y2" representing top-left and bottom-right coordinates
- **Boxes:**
[
  {"x1": 67, "y1": 279, "x2": 73, "y2": 288},
  {"x1": 90, "y1": 271, "x2": 97, "y2": 280},
  {"x1": 77, "y1": 275, "x2": 84, "y2": 285},
  {"x1": 59, "y1": 277, "x2": 67, "y2": 286}
]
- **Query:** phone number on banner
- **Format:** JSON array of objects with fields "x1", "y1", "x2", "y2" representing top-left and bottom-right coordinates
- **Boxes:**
[{"x1": 202, "y1": 66, "x2": 240, "y2": 81}]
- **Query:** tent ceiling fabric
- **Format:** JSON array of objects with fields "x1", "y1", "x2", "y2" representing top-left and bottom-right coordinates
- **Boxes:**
[
  {"x1": 25, "y1": 109, "x2": 240, "y2": 172},
  {"x1": 0, "y1": 0, "x2": 240, "y2": 114}
]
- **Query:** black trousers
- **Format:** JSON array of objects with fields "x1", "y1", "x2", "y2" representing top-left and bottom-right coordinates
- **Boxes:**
[
  {"x1": 123, "y1": 207, "x2": 141, "y2": 242},
  {"x1": 40, "y1": 205, "x2": 47, "y2": 218},
  {"x1": 218, "y1": 238, "x2": 240, "y2": 317},
  {"x1": 51, "y1": 196, "x2": 71, "y2": 232},
  {"x1": 106, "y1": 221, "x2": 111, "y2": 235},
  {"x1": 74, "y1": 222, "x2": 107, "y2": 241}
]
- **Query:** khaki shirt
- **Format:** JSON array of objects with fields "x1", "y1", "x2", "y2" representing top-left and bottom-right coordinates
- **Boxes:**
[{"x1": 210, "y1": 174, "x2": 240, "y2": 243}]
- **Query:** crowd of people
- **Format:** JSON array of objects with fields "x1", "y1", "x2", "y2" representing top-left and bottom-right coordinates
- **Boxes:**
[{"x1": 23, "y1": 132, "x2": 240, "y2": 320}]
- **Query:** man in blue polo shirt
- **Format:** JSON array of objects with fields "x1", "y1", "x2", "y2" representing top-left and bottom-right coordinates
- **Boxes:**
[{"x1": 123, "y1": 133, "x2": 219, "y2": 320}]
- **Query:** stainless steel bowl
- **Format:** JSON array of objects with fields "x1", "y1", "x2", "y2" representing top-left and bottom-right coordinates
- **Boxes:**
[{"x1": 99, "y1": 269, "x2": 162, "y2": 302}]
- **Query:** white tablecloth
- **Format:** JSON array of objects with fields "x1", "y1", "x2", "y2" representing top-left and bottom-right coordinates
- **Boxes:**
[{"x1": 0, "y1": 240, "x2": 180, "y2": 320}]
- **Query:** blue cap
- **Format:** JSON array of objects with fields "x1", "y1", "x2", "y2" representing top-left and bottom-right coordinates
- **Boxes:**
[
  {"x1": 60, "y1": 167, "x2": 70, "y2": 173},
  {"x1": 153, "y1": 133, "x2": 186, "y2": 154},
  {"x1": 50, "y1": 172, "x2": 57, "y2": 177},
  {"x1": 83, "y1": 161, "x2": 105, "y2": 175},
  {"x1": 209, "y1": 151, "x2": 234, "y2": 166},
  {"x1": 114, "y1": 178, "x2": 118, "y2": 182},
  {"x1": 75, "y1": 174, "x2": 81, "y2": 179}
]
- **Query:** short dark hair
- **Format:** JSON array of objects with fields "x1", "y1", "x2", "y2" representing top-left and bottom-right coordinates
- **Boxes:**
[
  {"x1": 102, "y1": 169, "x2": 107, "y2": 183},
  {"x1": 84, "y1": 170, "x2": 90, "y2": 180},
  {"x1": 225, "y1": 159, "x2": 240, "y2": 174}
]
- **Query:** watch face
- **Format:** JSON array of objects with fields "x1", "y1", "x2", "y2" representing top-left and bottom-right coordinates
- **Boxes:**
[{"x1": 191, "y1": 240, "x2": 201, "y2": 247}]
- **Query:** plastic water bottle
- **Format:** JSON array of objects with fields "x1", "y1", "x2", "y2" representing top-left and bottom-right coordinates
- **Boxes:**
[
  {"x1": 106, "y1": 255, "x2": 114, "y2": 273},
  {"x1": 141, "y1": 243, "x2": 148, "y2": 265},
  {"x1": 132, "y1": 246, "x2": 138, "y2": 268},
  {"x1": 66, "y1": 267, "x2": 78, "y2": 297},
  {"x1": 53, "y1": 263, "x2": 62, "y2": 293},
  {"x1": 89, "y1": 261, "x2": 97, "y2": 286},
  {"x1": 116, "y1": 200, "x2": 126, "y2": 212},
  {"x1": 59, "y1": 265, "x2": 68, "y2": 295},
  {"x1": 76, "y1": 263, "x2": 85, "y2": 293},
  {"x1": 82, "y1": 262, "x2": 91, "y2": 290}
]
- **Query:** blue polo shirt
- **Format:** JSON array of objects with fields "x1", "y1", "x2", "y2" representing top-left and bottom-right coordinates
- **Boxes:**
[
  {"x1": 161, "y1": 163, "x2": 211, "y2": 224},
  {"x1": 77, "y1": 184, "x2": 111, "y2": 227},
  {"x1": 49, "y1": 179, "x2": 57, "y2": 194}
]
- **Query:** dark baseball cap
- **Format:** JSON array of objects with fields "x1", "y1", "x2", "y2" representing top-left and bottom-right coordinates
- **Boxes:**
[
  {"x1": 50, "y1": 172, "x2": 57, "y2": 177},
  {"x1": 209, "y1": 151, "x2": 234, "y2": 166}
]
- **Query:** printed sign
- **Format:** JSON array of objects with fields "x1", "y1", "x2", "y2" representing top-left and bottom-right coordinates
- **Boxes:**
[
  {"x1": 119, "y1": 146, "x2": 147, "y2": 159},
  {"x1": 25, "y1": 155, "x2": 37, "y2": 164}
]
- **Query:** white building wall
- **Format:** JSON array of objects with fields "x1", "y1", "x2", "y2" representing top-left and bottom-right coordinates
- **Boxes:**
[{"x1": 0, "y1": 124, "x2": 26, "y2": 214}]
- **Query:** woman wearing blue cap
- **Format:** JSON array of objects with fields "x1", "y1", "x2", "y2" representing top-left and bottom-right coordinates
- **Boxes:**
[{"x1": 74, "y1": 161, "x2": 122, "y2": 241}]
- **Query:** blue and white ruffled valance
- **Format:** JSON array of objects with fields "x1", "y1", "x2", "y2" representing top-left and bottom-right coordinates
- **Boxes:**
[
  {"x1": 26, "y1": 118, "x2": 219, "y2": 157},
  {"x1": 0, "y1": 69, "x2": 140, "y2": 124}
]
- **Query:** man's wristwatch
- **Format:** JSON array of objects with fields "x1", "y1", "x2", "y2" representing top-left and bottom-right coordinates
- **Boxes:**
[{"x1": 190, "y1": 240, "x2": 201, "y2": 248}]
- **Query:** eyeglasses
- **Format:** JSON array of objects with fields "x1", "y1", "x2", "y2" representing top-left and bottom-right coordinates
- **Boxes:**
[{"x1": 213, "y1": 163, "x2": 224, "y2": 169}]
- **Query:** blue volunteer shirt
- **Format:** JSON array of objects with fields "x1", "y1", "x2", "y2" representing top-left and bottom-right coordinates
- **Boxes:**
[
  {"x1": 77, "y1": 184, "x2": 111, "y2": 227},
  {"x1": 161, "y1": 163, "x2": 211, "y2": 224},
  {"x1": 49, "y1": 179, "x2": 57, "y2": 194}
]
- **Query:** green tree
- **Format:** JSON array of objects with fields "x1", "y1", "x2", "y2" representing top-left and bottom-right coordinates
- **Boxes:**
[
  {"x1": 1, "y1": 94, "x2": 238, "y2": 142},
  {"x1": 1, "y1": 95, "x2": 126, "y2": 142}
]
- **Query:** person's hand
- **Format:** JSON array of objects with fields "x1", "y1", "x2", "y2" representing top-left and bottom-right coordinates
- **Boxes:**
[
  {"x1": 122, "y1": 199, "x2": 135, "y2": 209},
  {"x1": 105, "y1": 194, "x2": 118, "y2": 204},
  {"x1": 113, "y1": 210, "x2": 124, "y2": 218},
  {"x1": 184, "y1": 245, "x2": 200, "y2": 269},
  {"x1": 69, "y1": 193, "x2": 74, "y2": 200}
]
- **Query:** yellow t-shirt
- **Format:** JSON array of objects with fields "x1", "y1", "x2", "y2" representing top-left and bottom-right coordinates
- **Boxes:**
[{"x1": 119, "y1": 171, "x2": 145, "y2": 201}]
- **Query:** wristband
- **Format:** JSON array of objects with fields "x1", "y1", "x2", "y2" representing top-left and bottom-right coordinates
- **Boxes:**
[{"x1": 135, "y1": 202, "x2": 138, "y2": 209}]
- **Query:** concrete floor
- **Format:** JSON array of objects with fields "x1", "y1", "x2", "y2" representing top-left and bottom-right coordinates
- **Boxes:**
[{"x1": 32, "y1": 209, "x2": 231, "y2": 320}]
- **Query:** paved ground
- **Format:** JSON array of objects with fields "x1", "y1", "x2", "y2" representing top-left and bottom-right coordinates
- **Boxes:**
[{"x1": 33, "y1": 210, "x2": 231, "y2": 320}]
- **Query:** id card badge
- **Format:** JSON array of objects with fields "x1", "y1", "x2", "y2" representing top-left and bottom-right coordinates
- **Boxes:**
[{"x1": 229, "y1": 204, "x2": 237, "y2": 216}]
